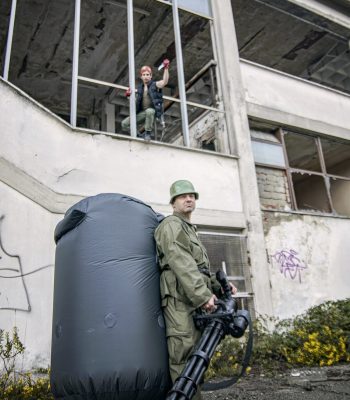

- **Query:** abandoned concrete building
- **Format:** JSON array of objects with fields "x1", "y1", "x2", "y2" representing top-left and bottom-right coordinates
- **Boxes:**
[{"x1": 1, "y1": 0, "x2": 350, "y2": 370}]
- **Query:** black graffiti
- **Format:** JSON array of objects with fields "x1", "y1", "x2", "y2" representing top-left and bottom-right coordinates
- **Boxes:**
[{"x1": 0, "y1": 215, "x2": 31, "y2": 311}]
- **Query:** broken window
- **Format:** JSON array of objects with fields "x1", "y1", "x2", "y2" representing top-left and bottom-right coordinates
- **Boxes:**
[
  {"x1": 76, "y1": 0, "x2": 130, "y2": 132},
  {"x1": 198, "y1": 231, "x2": 254, "y2": 315},
  {"x1": 330, "y1": 178, "x2": 350, "y2": 216},
  {"x1": 291, "y1": 173, "x2": 331, "y2": 213},
  {"x1": 281, "y1": 129, "x2": 350, "y2": 216},
  {"x1": 1, "y1": 0, "x2": 225, "y2": 150},
  {"x1": 321, "y1": 138, "x2": 350, "y2": 178},
  {"x1": 251, "y1": 127, "x2": 350, "y2": 216},
  {"x1": 3, "y1": 0, "x2": 75, "y2": 118},
  {"x1": 284, "y1": 132, "x2": 321, "y2": 172}
]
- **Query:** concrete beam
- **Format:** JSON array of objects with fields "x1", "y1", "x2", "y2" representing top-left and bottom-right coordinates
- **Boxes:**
[
  {"x1": 0, "y1": 156, "x2": 246, "y2": 227},
  {"x1": 241, "y1": 59, "x2": 350, "y2": 139},
  {"x1": 0, "y1": 156, "x2": 83, "y2": 214},
  {"x1": 212, "y1": 0, "x2": 274, "y2": 316},
  {"x1": 287, "y1": 0, "x2": 350, "y2": 30},
  {"x1": 246, "y1": 102, "x2": 350, "y2": 141}
]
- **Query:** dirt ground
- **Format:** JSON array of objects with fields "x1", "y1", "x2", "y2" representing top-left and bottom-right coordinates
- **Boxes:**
[{"x1": 202, "y1": 364, "x2": 350, "y2": 400}]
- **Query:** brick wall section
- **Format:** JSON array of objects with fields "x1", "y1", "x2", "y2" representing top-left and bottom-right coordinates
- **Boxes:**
[{"x1": 256, "y1": 166, "x2": 291, "y2": 210}]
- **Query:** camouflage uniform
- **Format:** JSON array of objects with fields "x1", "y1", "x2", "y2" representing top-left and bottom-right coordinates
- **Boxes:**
[{"x1": 154, "y1": 212, "x2": 221, "y2": 400}]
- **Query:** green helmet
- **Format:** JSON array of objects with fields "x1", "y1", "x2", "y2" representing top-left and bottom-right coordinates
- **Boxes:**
[{"x1": 169, "y1": 180, "x2": 199, "y2": 203}]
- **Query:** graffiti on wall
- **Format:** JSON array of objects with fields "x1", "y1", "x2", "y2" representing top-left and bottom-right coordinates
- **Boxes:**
[
  {"x1": 0, "y1": 215, "x2": 53, "y2": 312},
  {"x1": 272, "y1": 249, "x2": 307, "y2": 283},
  {"x1": 0, "y1": 215, "x2": 31, "y2": 311}
]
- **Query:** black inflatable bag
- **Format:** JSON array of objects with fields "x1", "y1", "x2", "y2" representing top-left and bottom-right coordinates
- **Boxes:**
[{"x1": 51, "y1": 193, "x2": 170, "y2": 400}]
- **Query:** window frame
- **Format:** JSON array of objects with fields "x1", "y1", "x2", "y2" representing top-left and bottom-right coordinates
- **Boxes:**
[
  {"x1": 74, "y1": 0, "x2": 223, "y2": 145},
  {"x1": 197, "y1": 230, "x2": 255, "y2": 315},
  {"x1": 279, "y1": 127, "x2": 350, "y2": 215},
  {"x1": 2, "y1": 0, "x2": 224, "y2": 148},
  {"x1": 251, "y1": 137, "x2": 286, "y2": 169}
]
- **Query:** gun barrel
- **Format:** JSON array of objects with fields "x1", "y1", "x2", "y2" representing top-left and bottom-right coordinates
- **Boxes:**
[
  {"x1": 166, "y1": 270, "x2": 250, "y2": 400},
  {"x1": 166, "y1": 319, "x2": 225, "y2": 400}
]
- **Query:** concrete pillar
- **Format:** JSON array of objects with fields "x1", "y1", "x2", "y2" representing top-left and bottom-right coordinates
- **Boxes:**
[
  {"x1": 211, "y1": 0, "x2": 274, "y2": 317},
  {"x1": 87, "y1": 114, "x2": 100, "y2": 130},
  {"x1": 101, "y1": 100, "x2": 116, "y2": 133}
]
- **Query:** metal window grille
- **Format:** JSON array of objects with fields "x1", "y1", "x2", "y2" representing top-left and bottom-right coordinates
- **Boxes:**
[{"x1": 198, "y1": 231, "x2": 255, "y2": 319}]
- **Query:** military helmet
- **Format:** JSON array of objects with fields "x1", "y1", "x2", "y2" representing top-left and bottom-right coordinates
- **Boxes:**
[{"x1": 169, "y1": 180, "x2": 199, "y2": 203}]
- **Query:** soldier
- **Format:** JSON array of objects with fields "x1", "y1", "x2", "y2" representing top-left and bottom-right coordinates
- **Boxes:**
[
  {"x1": 154, "y1": 180, "x2": 237, "y2": 400},
  {"x1": 122, "y1": 59, "x2": 170, "y2": 141}
]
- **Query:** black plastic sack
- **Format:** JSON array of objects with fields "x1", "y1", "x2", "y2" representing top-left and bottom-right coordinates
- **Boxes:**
[{"x1": 51, "y1": 193, "x2": 170, "y2": 400}]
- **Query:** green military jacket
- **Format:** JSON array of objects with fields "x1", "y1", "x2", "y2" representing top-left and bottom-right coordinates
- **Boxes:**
[{"x1": 154, "y1": 212, "x2": 221, "y2": 310}]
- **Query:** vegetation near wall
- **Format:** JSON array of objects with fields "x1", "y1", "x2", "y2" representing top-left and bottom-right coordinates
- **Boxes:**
[
  {"x1": 1, "y1": 299, "x2": 349, "y2": 398},
  {"x1": 0, "y1": 328, "x2": 52, "y2": 400}
]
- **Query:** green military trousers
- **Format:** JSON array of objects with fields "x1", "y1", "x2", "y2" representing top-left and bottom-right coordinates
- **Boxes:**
[
  {"x1": 121, "y1": 107, "x2": 155, "y2": 133},
  {"x1": 163, "y1": 297, "x2": 203, "y2": 400}
]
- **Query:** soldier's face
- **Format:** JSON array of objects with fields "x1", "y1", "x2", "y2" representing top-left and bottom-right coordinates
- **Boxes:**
[{"x1": 172, "y1": 193, "x2": 196, "y2": 215}]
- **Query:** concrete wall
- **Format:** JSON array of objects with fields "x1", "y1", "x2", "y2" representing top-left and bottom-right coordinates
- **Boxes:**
[
  {"x1": 263, "y1": 212, "x2": 350, "y2": 320},
  {"x1": 212, "y1": 0, "x2": 275, "y2": 319},
  {"x1": 256, "y1": 165, "x2": 350, "y2": 319},
  {"x1": 256, "y1": 166, "x2": 291, "y2": 211},
  {"x1": 0, "y1": 79, "x2": 244, "y2": 224},
  {"x1": 0, "y1": 78, "x2": 245, "y2": 370},
  {"x1": 0, "y1": 183, "x2": 59, "y2": 368},
  {"x1": 2, "y1": 14, "x2": 350, "y2": 368},
  {"x1": 242, "y1": 60, "x2": 350, "y2": 140}
]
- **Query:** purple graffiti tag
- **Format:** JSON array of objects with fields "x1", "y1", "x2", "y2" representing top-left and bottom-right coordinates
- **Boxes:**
[{"x1": 272, "y1": 249, "x2": 307, "y2": 283}]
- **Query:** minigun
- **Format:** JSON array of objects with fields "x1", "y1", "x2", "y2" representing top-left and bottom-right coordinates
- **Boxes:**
[{"x1": 166, "y1": 270, "x2": 251, "y2": 400}]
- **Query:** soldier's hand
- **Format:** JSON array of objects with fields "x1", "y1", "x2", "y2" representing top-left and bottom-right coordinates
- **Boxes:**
[
  {"x1": 229, "y1": 282, "x2": 238, "y2": 295},
  {"x1": 221, "y1": 282, "x2": 237, "y2": 295},
  {"x1": 202, "y1": 294, "x2": 217, "y2": 313},
  {"x1": 125, "y1": 87, "x2": 131, "y2": 97}
]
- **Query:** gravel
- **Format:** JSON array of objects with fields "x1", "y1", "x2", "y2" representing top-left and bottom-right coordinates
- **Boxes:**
[{"x1": 202, "y1": 365, "x2": 350, "y2": 400}]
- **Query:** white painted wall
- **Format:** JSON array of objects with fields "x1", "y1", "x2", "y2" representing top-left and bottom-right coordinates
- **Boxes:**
[
  {"x1": 0, "y1": 80, "x2": 243, "y2": 217},
  {"x1": 0, "y1": 79, "x2": 244, "y2": 370},
  {"x1": 0, "y1": 182, "x2": 59, "y2": 369},
  {"x1": 264, "y1": 213, "x2": 350, "y2": 320},
  {"x1": 2, "y1": 46, "x2": 350, "y2": 370},
  {"x1": 241, "y1": 60, "x2": 350, "y2": 139}
]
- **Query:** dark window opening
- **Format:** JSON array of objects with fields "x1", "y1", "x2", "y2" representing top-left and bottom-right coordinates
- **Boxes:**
[
  {"x1": 284, "y1": 132, "x2": 321, "y2": 172},
  {"x1": 321, "y1": 138, "x2": 350, "y2": 178},
  {"x1": 292, "y1": 173, "x2": 331, "y2": 213},
  {"x1": 252, "y1": 125, "x2": 350, "y2": 217},
  {"x1": 1, "y1": 0, "x2": 224, "y2": 149},
  {"x1": 282, "y1": 129, "x2": 350, "y2": 216},
  {"x1": 330, "y1": 178, "x2": 350, "y2": 216}
]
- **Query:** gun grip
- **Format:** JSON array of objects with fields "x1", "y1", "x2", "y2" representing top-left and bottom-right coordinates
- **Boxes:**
[{"x1": 216, "y1": 270, "x2": 232, "y2": 298}]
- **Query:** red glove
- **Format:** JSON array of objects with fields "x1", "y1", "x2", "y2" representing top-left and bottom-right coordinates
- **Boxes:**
[
  {"x1": 163, "y1": 59, "x2": 170, "y2": 69},
  {"x1": 125, "y1": 87, "x2": 131, "y2": 97}
]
